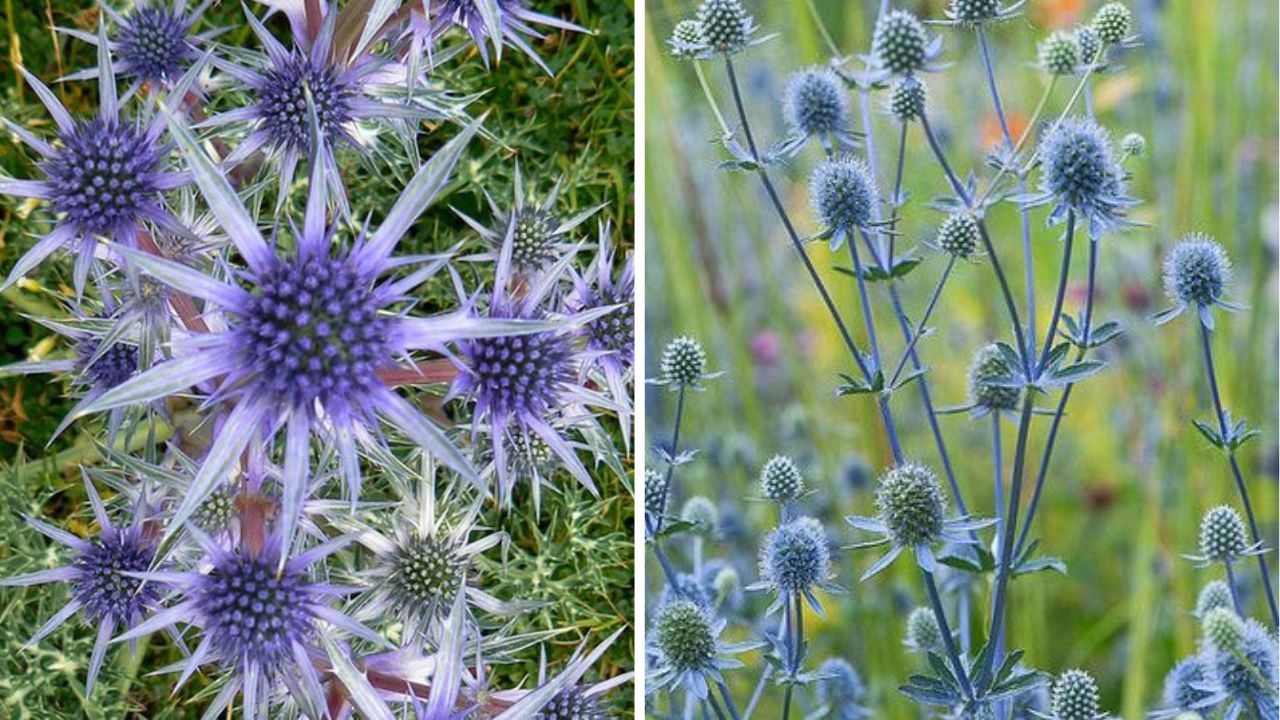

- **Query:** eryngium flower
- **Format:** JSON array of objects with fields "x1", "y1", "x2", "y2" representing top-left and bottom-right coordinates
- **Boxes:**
[
  {"x1": 904, "y1": 606, "x2": 943, "y2": 654},
  {"x1": 77, "y1": 338, "x2": 140, "y2": 391},
  {"x1": 1197, "y1": 505, "x2": 1249, "y2": 562},
  {"x1": 1039, "y1": 32, "x2": 1080, "y2": 75},
  {"x1": 117, "y1": 529, "x2": 380, "y2": 719},
  {"x1": 1161, "y1": 656, "x2": 1218, "y2": 715},
  {"x1": 784, "y1": 67, "x2": 851, "y2": 139},
  {"x1": 1, "y1": 53, "x2": 188, "y2": 294},
  {"x1": 1032, "y1": 117, "x2": 1133, "y2": 239},
  {"x1": 1211, "y1": 618, "x2": 1279, "y2": 717},
  {"x1": 871, "y1": 10, "x2": 937, "y2": 76},
  {"x1": 760, "y1": 455, "x2": 805, "y2": 502},
  {"x1": 696, "y1": 0, "x2": 751, "y2": 54},
  {"x1": 0, "y1": 478, "x2": 160, "y2": 696},
  {"x1": 815, "y1": 658, "x2": 871, "y2": 719},
  {"x1": 967, "y1": 343, "x2": 1021, "y2": 413},
  {"x1": 1075, "y1": 26, "x2": 1102, "y2": 66},
  {"x1": 1163, "y1": 234, "x2": 1231, "y2": 308},
  {"x1": 1195, "y1": 580, "x2": 1234, "y2": 618},
  {"x1": 648, "y1": 600, "x2": 756, "y2": 699},
  {"x1": 1202, "y1": 607, "x2": 1244, "y2": 652},
  {"x1": 422, "y1": 0, "x2": 587, "y2": 74},
  {"x1": 810, "y1": 154, "x2": 877, "y2": 248},
  {"x1": 61, "y1": 0, "x2": 214, "y2": 94},
  {"x1": 946, "y1": 0, "x2": 1002, "y2": 25},
  {"x1": 667, "y1": 19, "x2": 705, "y2": 58},
  {"x1": 1092, "y1": 2, "x2": 1133, "y2": 45},
  {"x1": 658, "y1": 572, "x2": 715, "y2": 609},
  {"x1": 568, "y1": 224, "x2": 634, "y2": 419},
  {"x1": 755, "y1": 517, "x2": 834, "y2": 600},
  {"x1": 682, "y1": 496, "x2": 719, "y2": 537},
  {"x1": 936, "y1": 212, "x2": 979, "y2": 259},
  {"x1": 533, "y1": 686, "x2": 606, "y2": 720},
  {"x1": 848, "y1": 463, "x2": 991, "y2": 579},
  {"x1": 645, "y1": 468, "x2": 670, "y2": 519},
  {"x1": 1121, "y1": 132, "x2": 1145, "y2": 157},
  {"x1": 889, "y1": 76, "x2": 927, "y2": 122},
  {"x1": 1051, "y1": 669, "x2": 1102, "y2": 720},
  {"x1": 659, "y1": 336, "x2": 708, "y2": 387}
]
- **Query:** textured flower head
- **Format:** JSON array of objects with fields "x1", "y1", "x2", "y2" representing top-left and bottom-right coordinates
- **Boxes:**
[
  {"x1": 784, "y1": 67, "x2": 851, "y2": 140},
  {"x1": 657, "y1": 335, "x2": 714, "y2": 388},
  {"x1": 1033, "y1": 117, "x2": 1132, "y2": 238},
  {"x1": 755, "y1": 516, "x2": 833, "y2": 597},
  {"x1": 1210, "y1": 618, "x2": 1279, "y2": 714},
  {"x1": 1202, "y1": 607, "x2": 1244, "y2": 652},
  {"x1": 1051, "y1": 669, "x2": 1103, "y2": 720},
  {"x1": 567, "y1": 223, "x2": 634, "y2": 420},
  {"x1": 1196, "y1": 505, "x2": 1250, "y2": 563},
  {"x1": 667, "y1": 19, "x2": 705, "y2": 58},
  {"x1": 810, "y1": 154, "x2": 878, "y2": 248},
  {"x1": 935, "y1": 212, "x2": 979, "y2": 259},
  {"x1": 418, "y1": 0, "x2": 587, "y2": 74},
  {"x1": 681, "y1": 496, "x2": 719, "y2": 537},
  {"x1": 645, "y1": 468, "x2": 670, "y2": 519},
  {"x1": 60, "y1": 0, "x2": 214, "y2": 94},
  {"x1": 1039, "y1": 32, "x2": 1081, "y2": 75},
  {"x1": 1163, "y1": 234, "x2": 1231, "y2": 308},
  {"x1": 1092, "y1": 3, "x2": 1133, "y2": 45},
  {"x1": 1195, "y1": 580, "x2": 1234, "y2": 618},
  {"x1": 77, "y1": 338, "x2": 140, "y2": 392},
  {"x1": 533, "y1": 686, "x2": 607, "y2": 720},
  {"x1": 1161, "y1": 656, "x2": 1218, "y2": 715},
  {"x1": 871, "y1": 10, "x2": 942, "y2": 76},
  {"x1": 2, "y1": 44, "x2": 189, "y2": 295},
  {"x1": 848, "y1": 462, "x2": 991, "y2": 579},
  {"x1": 889, "y1": 76, "x2": 927, "y2": 123},
  {"x1": 696, "y1": 0, "x2": 752, "y2": 54},
  {"x1": 1074, "y1": 26, "x2": 1102, "y2": 67},
  {"x1": 654, "y1": 600, "x2": 715, "y2": 673},
  {"x1": 1121, "y1": 132, "x2": 1145, "y2": 157},
  {"x1": 904, "y1": 606, "x2": 943, "y2": 654},
  {"x1": 967, "y1": 343, "x2": 1021, "y2": 414},
  {"x1": 760, "y1": 455, "x2": 804, "y2": 503},
  {"x1": 815, "y1": 658, "x2": 870, "y2": 719},
  {"x1": 944, "y1": 0, "x2": 1005, "y2": 25},
  {"x1": 0, "y1": 477, "x2": 162, "y2": 696}
]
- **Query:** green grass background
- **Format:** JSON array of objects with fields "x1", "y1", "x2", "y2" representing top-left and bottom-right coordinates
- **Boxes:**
[
  {"x1": 0, "y1": 0, "x2": 634, "y2": 716},
  {"x1": 644, "y1": 0, "x2": 1277, "y2": 717}
]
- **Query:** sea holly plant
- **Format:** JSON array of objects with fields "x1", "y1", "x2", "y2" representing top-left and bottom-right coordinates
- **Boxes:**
[
  {"x1": 0, "y1": 0, "x2": 631, "y2": 716},
  {"x1": 645, "y1": 0, "x2": 1273, "y2": 718}
]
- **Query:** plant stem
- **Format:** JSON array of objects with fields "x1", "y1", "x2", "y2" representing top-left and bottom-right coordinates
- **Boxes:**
[
  {"x1": 1198, "y1": 320, "x2": 1280, "y2": 625},
  {"x1": 1225, "y1": 561, "x2": 1244, "y2": 616},
  {"x1": 694, "y1": 61, "x2": 732, "y2": 138},
  {"x1": 984, "y1": 395, "x2": 1037, "y2": 684},
  {"x1": 1014, "y1": 238, "x2": 1099, "y2": 558},
  {"x1": 803, "y1": 0, "x2": 841, "y2": 59},
  {"x1": 720, "y1": 56, "x2": 872, "y2": 381},
  {"x1": 924, "y1": 568, "x2": 973, "y2": 700},
  {"x1": 781, "y1": 596, "x2": 795, "y2": 720},
  {"x1": 848, "y1": 229, "x2": 905, "y2": 462},
  {"x1": 653, "y1": 385, "x2": 687, "y2": 536},
  {"x1": 977, "y1": 27, "x2": 1039, "y2": 357},
  {"x1": 716, "y1": 678, "x2": 742, "y2": 720},
  {"x1": 1038, "y1": 212, "x2": 1076, "y2": 371},
  {"x1": 888, "y1": 257, "x2": 954, "y2": 388},
  {"x1": 992, "y1": 413, "x2": 1004, "y2": 557}
]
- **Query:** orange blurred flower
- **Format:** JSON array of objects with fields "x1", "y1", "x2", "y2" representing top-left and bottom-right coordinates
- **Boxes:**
[
  {"x1": 982, "y1": 112, "x2": 1029, "y2": 149},
  {"x1": 1036, "y1": 0, "x2": 1085, "y2": 29}
]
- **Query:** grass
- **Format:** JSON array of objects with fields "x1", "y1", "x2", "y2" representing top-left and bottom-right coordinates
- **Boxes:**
[
  {"x1": 0, "y1": 0, "x2": 634, "y2": 716},
  {"x1": 643, "y1": 0, "x2": 1277, "y2": 717}
]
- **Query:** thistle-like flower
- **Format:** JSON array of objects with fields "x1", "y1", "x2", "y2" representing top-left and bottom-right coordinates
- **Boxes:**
[
  {"x1": 966, "y1": 343, "x2": 1022, "y2": 416},
  {"x1": 1026, "y1": 117, "x2": 1135, "y2": 240},
  {"x1": 416, "y1": 0, "x2": 588, "y2": 74},
  {"x1": 567, "y1": 222, "x2": 635, "y2": 418},
  {"x1": 940, "y1": 0, "x2": 1025, "y2": 26},
  {"x1": 1157, "y1": 233, "x2": 1241, "y2": 326},
  {"x1": 810, "y1": 154, "x2": 878, "y2": 249},
  {"x1": 1208, "y1": 618, "x2": 1279, "y2": 719},
  {"x1": 1185, "y1": 505, "x2": 1264, "y2": 566},
  {"x1": 681, "y1": 496, "x2": 719, "y2": 538},
  {"x1": 667, "y1": 19, "x2": 705, "y2": 58},
  {"x1": 0, "y1": 477, "x2": 160, "y2": 696},
  {"x1": 870, "y1": 9, "x2": 944, "y2": 77},
  {"x1": 60, "y1": 0, "x2": 216, "y2": 93},
  {"x1": 1120, "y1": 132, "x2": 1146, "y2": 158},
  {"x1": 1050, "y1": 669, "x2": 1106, "y2": 720},
  {"x1": 1202, "y1": 607, "x2": 1245, "y2": 652},
  {"x1": 647, "y1": 600, "x2": 758, "y2": 699},
  {"x1": 889, "y1": 76, "x2": 927, "y2": 123},
  {"x1": 695, "y1": 0, "x2": 758, "y2": 56},
  {"x1": 934, "y1": 211, "x2": 980, "y2": 259},
  {"x1": 645, "y1": 468, "x2": 670, "y2": 520},
  {"x1": 1, "y1": 37, "x2": 190, "y2": 295},
  {"x1": 814, "y1": 658, "x2": 871, "y2": 719},
  {"x1": 783, "y1": 67, "x2": 856, "y2": 148},
  {"x1": 1074, "y1": 26, "x2": 1102, "y2": 68},
  {"x1": 847, "y1": 462, "x2": 992, "y2": 579},
  {"x1": 1092, "y1": 3, "x2": 1134, "y2": 46},
  {"x1": 759, "y1": 455, "x2": 805, "y2": 503},
  {"x1": 1039, "y1": 32, "x2": 1081, "y2": 76},
  {"x1": 1156, "y1": 656, "x2": 1222, "y2": 718},
  {"x1": 751, "y1": 517, "x2": 839, "y2": 614},
  {"x1": 1195, "y1": 580, "x2": 1235, "y2": 618},
  {"x1": 652, "y1": 335, "x2": 721, "y2": 389},
  {"x1": 904, "y1": 606, "x2": 944, "y2": 654}
]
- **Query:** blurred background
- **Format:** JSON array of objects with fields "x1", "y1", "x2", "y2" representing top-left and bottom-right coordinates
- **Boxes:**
[
  {"x1": 0, "y1": 0, "x2": 634, "y2": 716},
  {"x1": 644, "y1": 0, "x2": 1277, "y2": 716}
]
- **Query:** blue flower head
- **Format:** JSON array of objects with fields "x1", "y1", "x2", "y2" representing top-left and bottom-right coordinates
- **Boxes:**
[
  {"x1": 648, "y1": 600, "x2": 758, "y2": 700},
  {"x1": 1210, "y1": 618, "x2": 1279, "y2": 717},
  {"x1": 60, "y1": 0, "x2": 215, "y2": 93},
  {"x1": 870, "y1": 9, "x2": 943, "y2": 76},
  {"x1": 1160, "y1": 656, "x2": 1220, "y2": 716},
  {"x1": 1195, "y1": 580, "x2": 1234, "y2": 618},
  {"x1": 967, "y1": 343, "x2": 1021, "y2": 415},
  {"x1": 1163, "y1": 234, "x2": 1231, "y2": 309},
  {"x1": 815, "y1": 658, "x2": 870, "y2": 719},
  {"x1": 752, "y1": 517, "x2": 837, "y2": 612},
  {"x1": 810, "y1": 154, "x2": 878, "y2": 249},
  {"x1": 1031, "y1": 117, "x2": 1135, "y2": 240},
  {"x1": 783, "y1": 67, "x2": 853, "y2": 143},
  {"x1": 1051, "y1": 668, "x2": 1104, "y2": 720},
  {"x1": 667, "y1": 19, "x2": 705, "y2": 58}
]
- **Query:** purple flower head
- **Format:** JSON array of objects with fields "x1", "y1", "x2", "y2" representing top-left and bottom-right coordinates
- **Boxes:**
[
  {"x1": 1, "y1": 29, "x2": 191, "y2": 295},
  {"x1": 0, "y1": 476, "x2": 161, "y2": 696},
  {"x1": 59, "y1": 0, "x2": 216, "y2": 93},
  {"x1": 570, "y1": 222, "x2": 634, "y2": 369},
  {"x1": 77, "y1": 337, "x2": 141, "y2": 391},
  {"x1": 252, "y1": 51, "x2": 356, "y2": 154},
  {"x1": 420, "y1": 0, "x2": 588, "y2": 74},
  {"x1": 464, "y1": 310, "x2": 574, "y2": 421}
]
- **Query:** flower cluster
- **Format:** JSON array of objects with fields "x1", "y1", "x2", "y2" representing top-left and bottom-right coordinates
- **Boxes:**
[{"x1": 0, "y1": 0, "x2": 630, "y2": 715}]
